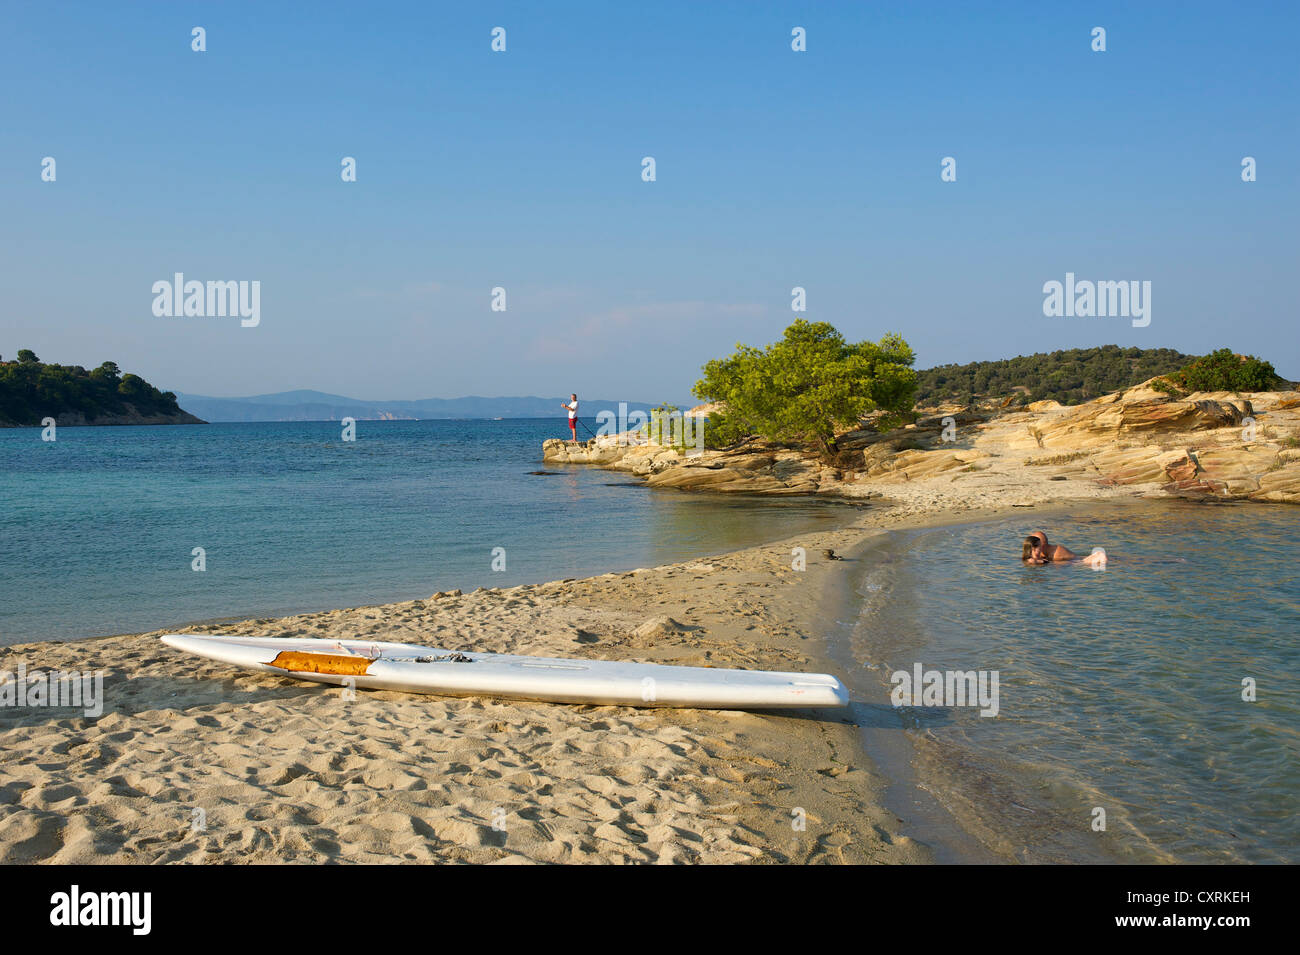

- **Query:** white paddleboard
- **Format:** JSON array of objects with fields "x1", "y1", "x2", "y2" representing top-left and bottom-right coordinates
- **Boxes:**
[{"x1": 160, "y1": 634, "x2": 848, "y2": 710}]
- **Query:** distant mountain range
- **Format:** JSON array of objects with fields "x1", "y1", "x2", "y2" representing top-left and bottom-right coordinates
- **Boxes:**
[{"x1": 169, "y1": 390, "x2": 679, "y2": 422}]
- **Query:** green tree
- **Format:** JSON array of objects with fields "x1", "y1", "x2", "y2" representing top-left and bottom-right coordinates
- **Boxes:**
[
  {"x1": 17, "y1": 349, "x2": 39, "y2": 363},
  {"x1": 1162, "y1": 348, "x2": 1283, "y2": 393},
  {"x1": 693, "y1": 320, "x2": 917, "y2": 460},
  {"x1": 117, "y1": 373, "x2": 147, "y2": 399}
]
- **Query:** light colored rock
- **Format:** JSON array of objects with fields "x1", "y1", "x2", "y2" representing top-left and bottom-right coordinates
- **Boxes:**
[
  {"x1": 1252, "y1": 463, "x2": 1300, "y2": 504},
  {"x1": 1194, "y1": 446, "x2": 1280, "y2": 495},
  {"x1": 541, "y1": 437, "x2": 629, "y2": 465},
  {"x1": 540, "y1": 381, "x2": 1300, "y2": 504},
  {"x1": 861, "y1": 445, "x2": 986, "y2": 482},
  {"x1": 1091, "y1": 447, "x2": 1192, "y2": 486},
  {"x1": 685, "y1": 402, "x2": 721, "y2": 417}
]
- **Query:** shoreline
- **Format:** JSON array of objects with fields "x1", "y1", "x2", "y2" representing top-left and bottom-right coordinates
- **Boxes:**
[
  {"x1": 822, "y1": 499, "x2": 1143, "y2": 864},
  {"x1": 0, "y1": 478, "x2": 1155, "y2": 863},
  {"x1": 820, "y1": 494, "x2": 1291, "y2": 865}
]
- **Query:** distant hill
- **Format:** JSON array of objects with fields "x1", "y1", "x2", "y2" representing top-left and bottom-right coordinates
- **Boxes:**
[
  {"x1": 170, "y1": 390, "x2": 676, "y2": 422},
  {"x1": 915, "y1": 345, "x2": 1199, "y2": 407},
  {"x1": 0, "y1": 351, "x2": 203, "y2": 427}
]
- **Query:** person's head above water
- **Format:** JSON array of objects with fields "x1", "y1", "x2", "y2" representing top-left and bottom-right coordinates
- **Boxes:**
[{"x1": 1022, "y1": 531, "x2": 1049, "y2": 563}]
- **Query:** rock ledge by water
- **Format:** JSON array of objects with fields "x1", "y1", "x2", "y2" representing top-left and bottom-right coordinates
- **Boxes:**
[{"x1": 543, "y1": 380, "x2": 1300, "y2": 506}]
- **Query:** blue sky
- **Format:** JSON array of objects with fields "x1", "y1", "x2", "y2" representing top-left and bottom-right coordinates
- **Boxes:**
[{"x1": 3, "y1": 0, "x2": 1297, "y2": 403}]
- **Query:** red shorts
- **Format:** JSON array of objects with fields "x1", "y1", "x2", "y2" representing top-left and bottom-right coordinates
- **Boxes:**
[{"x1": 568, "y1": 418, "x2": 576, "y2": 431}]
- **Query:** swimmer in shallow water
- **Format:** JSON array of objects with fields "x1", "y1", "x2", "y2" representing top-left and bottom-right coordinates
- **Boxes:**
[{"x1": 1021, "y1": 530, "x2": 1107, "y2": 566}]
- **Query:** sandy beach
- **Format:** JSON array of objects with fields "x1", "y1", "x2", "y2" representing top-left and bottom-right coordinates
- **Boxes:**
[{"x1": 0, "y1": 462, "x2": 1146, "y2": 865}]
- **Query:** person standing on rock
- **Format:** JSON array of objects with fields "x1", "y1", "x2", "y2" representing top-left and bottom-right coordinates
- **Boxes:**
[{"x1": 562, "y1": 394, "x2": 579, "y2": 444}]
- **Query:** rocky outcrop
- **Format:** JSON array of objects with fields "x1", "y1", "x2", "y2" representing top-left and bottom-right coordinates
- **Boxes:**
[
  {"x1": 1, "y1": 405, "x2": 207, "y2": 427},
  {"x1": 1014, "y1": 387, "x2": 1250, "y2": 453},
  {"x1": 46, "y1": 407, "x2": 206, "y2": 427},
  {"x1": 542, "y1": 380, "x2": 1300, "y2": 505},
  {"x1": 645, "y1": 457, "x2": 826, "y2": 495},
  {"x1": 542, "y1": 436, "x2": 840, "y2": 494},
  {"x1": 945, "y1": 381, "x2": 1300, "y2": 503},
  {"x1": 542, "y1": 438, "x2": 637, "y2": 466}
]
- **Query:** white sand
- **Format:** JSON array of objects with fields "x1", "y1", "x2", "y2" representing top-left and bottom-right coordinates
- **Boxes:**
[{"x1": 1, "y1": 507, "x2": 969, "y2": 864}]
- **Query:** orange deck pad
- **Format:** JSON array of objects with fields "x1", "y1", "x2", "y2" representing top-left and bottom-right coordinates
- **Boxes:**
[{"x1": 267, "y1": 650, "x2": 374, "y2": 676}]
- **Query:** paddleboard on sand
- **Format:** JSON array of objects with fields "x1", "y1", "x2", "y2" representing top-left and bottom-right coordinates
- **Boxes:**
[{"x1": 160, "y1": 634, "x2": 848, "y2": 710}]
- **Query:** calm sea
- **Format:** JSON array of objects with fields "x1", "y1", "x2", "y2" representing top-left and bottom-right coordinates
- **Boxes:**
[
  {"x1": 839, "y1": 503, "x2": 1299, "y2": 864},
  {"x1": 0, "y1": 419, "x2": 852, "y2": 644}
]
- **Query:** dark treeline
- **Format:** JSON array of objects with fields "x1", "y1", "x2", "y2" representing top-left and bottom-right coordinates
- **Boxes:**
[
  {"x1": 0, "y1": 350, "x2": 183, "y2": 425},
  {"x1": 915, "y1": 345, "x2": 1198, "y2": 406}
]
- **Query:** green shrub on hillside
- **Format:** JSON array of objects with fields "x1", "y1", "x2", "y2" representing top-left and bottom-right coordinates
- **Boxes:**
[
  {"x1": 1158, "y1": 348, "x2": 1285, "y2": 394},
  {"x1": 914, "y1": 345, "x2": 1195, "y2": 406}
]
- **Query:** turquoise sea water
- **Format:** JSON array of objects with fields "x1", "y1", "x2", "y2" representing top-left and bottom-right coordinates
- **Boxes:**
[
  {"x1": 0, "y1": 420, "x2": 852, "y2": 644},
  {"x1": 842, "y1": 504, "x2": 1299, "y2": 864}
]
